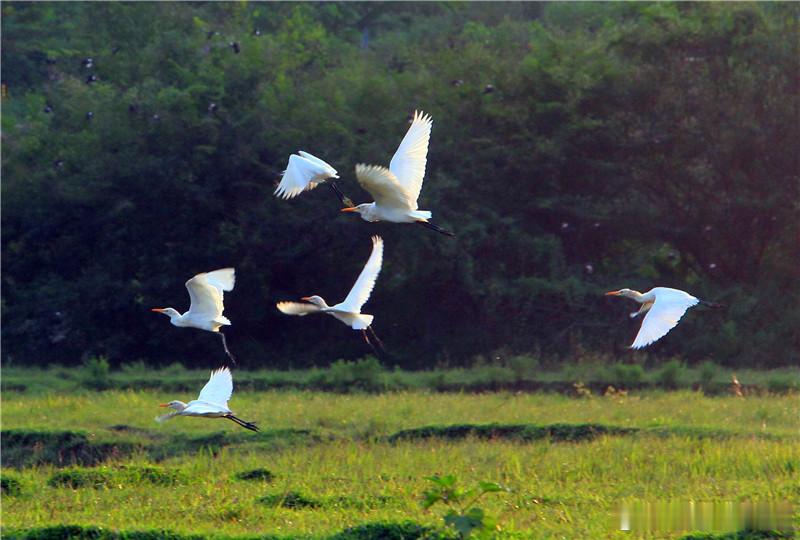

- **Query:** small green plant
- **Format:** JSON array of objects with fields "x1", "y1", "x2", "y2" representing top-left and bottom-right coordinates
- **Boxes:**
[
  {"x1": 1, "y1": 475, "x2": 22, "y2": 496},
  {"x1": 422, "y1": 475, "x2": 509, "y2": 539},
  {"x1": 656, "y1": 358, "x2": 684, "y2": 389},
  {"x1": 82, "y1": 356, "x2": 111, "y2": 390},
  {"x1": 507, "y1": 355, "x2": 539, "y2": 382},
  {"x1": 327, "y1": 356, "x2": 385, "y2": 391},
  {"x1": 609, "y1": 363, "x2": 644, "y2": 388},
  {"x1": 698, "y1": 360, "x2": 718, "y2": 390}
]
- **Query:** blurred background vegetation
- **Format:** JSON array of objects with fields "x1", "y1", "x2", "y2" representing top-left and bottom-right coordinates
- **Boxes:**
[{"x1": 2, "y1": 2, "x2": 798, "y2": 369}]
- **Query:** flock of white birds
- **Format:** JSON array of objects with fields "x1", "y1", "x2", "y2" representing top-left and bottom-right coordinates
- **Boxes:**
[{"x1": 150, "y1": 110, "x2": 718, "y2": 432}]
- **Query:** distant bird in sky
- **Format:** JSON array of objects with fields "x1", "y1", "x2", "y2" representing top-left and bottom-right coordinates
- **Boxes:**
[
  {"x1": 152, "y1": 268, "x2": 237, "y2": 364},
  {"x1": 274, "y1": 151, "x2": 350, "y2": 206},
  {"x1": 341, "y1": 110, "x2": 454, "y2": 236},
  {"x1": 605, "y1": 287, "x2": 721, "y2": 349},
  {"x1": 277, "y1": 236, "x2": 384, "y2": 351},
  {"x1": 156, "y1": 367, "x2": 258, "y2": 432}
]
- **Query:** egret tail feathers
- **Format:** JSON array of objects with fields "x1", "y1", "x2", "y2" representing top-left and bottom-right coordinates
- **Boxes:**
[{"x1": 352, "y1": 314, "x2": 374, "y2": 330}]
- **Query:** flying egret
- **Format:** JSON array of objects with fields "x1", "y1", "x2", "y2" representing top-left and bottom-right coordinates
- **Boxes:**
[
  {"x1": 277, "y1": 236, "x2": 385, "y2": 350},
  {"x1": 605, "y1": 287, "x2": 721, "y2": 349},
  {"x1": 340, "y1": 110, "x2": 454, "y2": 236},
  {"x1": 275, "y1": 151, "x2": 351, "y2": 206},
  {"x1": 156, "y1": 366, "x2": 258, "y2": 432},
  {"x1": 152, "y1": 268, "x2": 237, "y2": 364}
]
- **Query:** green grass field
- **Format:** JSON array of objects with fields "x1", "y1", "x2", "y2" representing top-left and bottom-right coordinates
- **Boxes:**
[{"x1": 2, "y1": 383, "x2": 798, "y2": 539}]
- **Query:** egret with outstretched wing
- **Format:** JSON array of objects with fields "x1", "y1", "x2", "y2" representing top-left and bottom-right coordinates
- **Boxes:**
[
  {"x1": 277, "y1": 236, "x2": 385, "y2": 350},
  {"x1": 156, "y1": 367, "x2": 258, "y2": 432},
  {"x1": 341, "y1": 111, "x2": 453, "y2": 236},
  {"x1": 275, "y1": 151, "x2": 350, "y2": 205},
  {"x1": 605, "y1": 287, "x2": 721, "y2": 349},
  {"x1": 151, "y1": 268, "x2": 237, "y2": 363}
]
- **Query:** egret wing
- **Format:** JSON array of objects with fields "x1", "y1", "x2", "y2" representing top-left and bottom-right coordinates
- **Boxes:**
[
  {"x1": 338, "y1": 236, "x2": 383, "y2": 313},
  {"x1": 298, "y1": 151, "x2": 338, "y2": 175},
  {"x1": 204, "y1": 268, "x2": 235, "y2": 292},
  {"x1": 196, "y1": 367, "x2": 233, "y2": 408},
  {"x1": 185, "y1": 273, "x2": 225, "y2": 320},
  {"x1": 389, "y1": 110, "x2": 432, "y2": 208},
  {"x1": 275, "y1": 153, "x2": 338, "y2": 199},
  {"x1": 355, "y1": 164, "x2": 414, "y2": 211},
  {"x1": 276, "y1": 301, "x2": 322, "y2": 316},
  {"x1": 631, "y1": 292, "x2": 698, "y2": 349}
]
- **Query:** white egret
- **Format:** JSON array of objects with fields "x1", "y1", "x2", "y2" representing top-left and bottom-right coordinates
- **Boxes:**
[
  {"x1": 152, "y1": 268, "x2": 237, "y2": 364},
  {"x1": 277, "y1": 236, "x2": 385, "y2": 349},
  {"x1": 605, "y1": 287, "x2": 721, "y2": 349},
  {"x1": 340, "y1": 111, "x2": 454, "y2": 236},
  {"x1": 275, "y1": 151, "x2": 350, "y2": 205},
  {"x1": 156, "y1": 366, "x2": 258, "y2": 432}
]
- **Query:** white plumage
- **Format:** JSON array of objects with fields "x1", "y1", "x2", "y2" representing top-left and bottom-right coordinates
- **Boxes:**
[
  {"x1": 605, "y1": 287, "x2": 700, "y2": 349},
  {"x1": 275, "y1": 151, "x2": 338, "y2": 200},
  {"x1": 152, "y1": 268, "x2": 237, "y2": 362},
  {"x1": 156, "y1": 367, "x2": 258, "y2": 431},
  {"x1": 342, "y1": 111, "x2": 450, "y2": 235},
  {"x1": 277, "y1": 236, "x2": 384, "y2": 336}
]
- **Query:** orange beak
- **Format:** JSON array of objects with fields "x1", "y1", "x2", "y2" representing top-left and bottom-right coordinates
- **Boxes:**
[
  {"x1": 340, "y1": 207, "x2": 358, "y2": 212},
  {"x1": 300, "y1": 296, "x2": 312, "y2": 301},
  {"x1": 158, "y1": 403, "x2": 169, "y2": 407},
  {"x1": 151, "y1": 308, "x2": 166, "y2": 312},
  {"x1": 605, "y1": 290, "x2": 622, "y2": 296}
]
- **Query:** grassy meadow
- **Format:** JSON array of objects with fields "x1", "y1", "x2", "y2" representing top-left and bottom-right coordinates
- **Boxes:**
[{"x1": 2, "y1": 367, "x2": 798, "y2": 539}]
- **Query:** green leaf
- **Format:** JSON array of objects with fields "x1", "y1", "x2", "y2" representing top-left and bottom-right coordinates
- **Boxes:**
[{"x1": 478, "y1": 481, "x2": 507, "y2": 493}]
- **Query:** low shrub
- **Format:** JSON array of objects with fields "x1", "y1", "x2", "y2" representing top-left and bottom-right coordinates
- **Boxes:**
[
  {"x1": 82, "y1": 356, "x2": 111, "y2": 390},
  {"x1": 507, "y1": 355, "x2": 540, "y2": 382},
  {"x1": 325, "y1": 356, "x2": 385, "y2": 391},
  {"x1": 387, "y1": 423, "x2": 636, "y2": 443},
  {"x1": 234, "y1": 468, "x2": 274, "y2": 482},
  {"x1": 2, "y1": 429, "x2": 138, "y2": 468},
  {"x1": 257, "y1": 490, "x2": 321, "y2": 509},
  {"x1": 609, "y1": 363, "x2": 645, "y2": 387},
  {"x1": 331, "y1": 521, "x2": 453, "y2": 540},
  {"x1": 48, "y1": 466, "x2": 185, "y2": 489},
  {"x1": 766, "y1": 376, "x2": 798, "y2": 393},
  {"x1": 698, "y1": 360, "x2": 719, "y2": 389},
  {"x1": 1, "y1": 474, "x2": 22, "y2": 496},
  {"x1": 656, "y1": 358, "x2": 685, "y2": 389},
  {"x1": 48, "y1": 468, "x2": 113, "y2": 489}
]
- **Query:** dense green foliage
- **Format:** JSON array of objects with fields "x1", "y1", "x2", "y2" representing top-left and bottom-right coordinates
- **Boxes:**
[
  {"x1": 2, "y1": 3, "x2": 798, "y2": 368},
  {"x1": 3, "y1": 362, "x2": 799, "y2": 395}
]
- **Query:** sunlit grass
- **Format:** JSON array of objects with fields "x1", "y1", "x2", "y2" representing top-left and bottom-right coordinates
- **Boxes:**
[{"x1": 2, "y1": 390, "x2": 798, "y2": 538}]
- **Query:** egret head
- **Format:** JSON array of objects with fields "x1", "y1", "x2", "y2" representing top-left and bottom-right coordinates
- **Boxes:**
[
  {"x1": 159, "y1": 400, "x2": 186, "y2": 411},
  {"x1": 300, "y1": 295, "x2": 327, "y2": 308},
  {"x1": 151, "y1": 307, "x2": 180, "y2": 318},
  {"x1": 605, "y1": 288, "x2": 637, "y2": 299},
  {"x1": 340, "y1": 203, "x2": 370, "y2": 215}
]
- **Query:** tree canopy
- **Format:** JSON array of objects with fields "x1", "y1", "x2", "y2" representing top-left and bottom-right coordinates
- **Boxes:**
[{"x1": 2, "y1": 2, "x2": 798, "y2": 368}]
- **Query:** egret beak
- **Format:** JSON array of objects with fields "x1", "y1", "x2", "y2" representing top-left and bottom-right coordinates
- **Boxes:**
[
  {"x1": 158, "y1": 403, "x2": 169, "y2": 407},
  {"x1": 340, "y1": 207, "x2": 358, "y2": 213},
  {"x1": 151, "y1": 308, "x2": 166, "y2": 312},
  {"x1": 605, "y1": 291, "x2": 622, "y2": 296},
  {"x1": 300, "y1": 296, "x2": 312, "y2": 301}
]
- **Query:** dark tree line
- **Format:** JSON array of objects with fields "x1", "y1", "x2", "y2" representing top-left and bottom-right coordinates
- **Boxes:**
[{"x1": 2, "y1": 2, "x2": 798, "y2": 368}]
